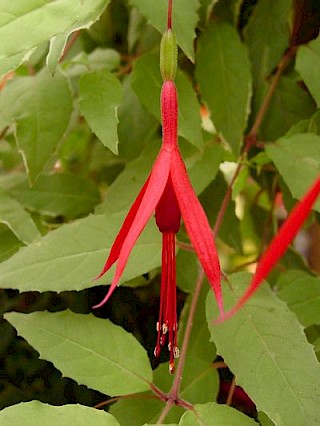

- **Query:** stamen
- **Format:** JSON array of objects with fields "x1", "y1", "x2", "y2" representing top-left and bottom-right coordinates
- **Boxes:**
[
  {"x1": 162, "y1": 323, "x2": 168, "y2": 334},
  {"x1": 173, "y1": 346, "x2": 180, "y2": 358}
]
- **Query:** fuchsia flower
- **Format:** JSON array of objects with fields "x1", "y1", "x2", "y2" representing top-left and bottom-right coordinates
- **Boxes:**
[
  {"x1": 94, "y1": 79, "x2": 223, "y2": 372},
  {"x1": 218, "y1": 176, "x2": 320, "y2": 321}
]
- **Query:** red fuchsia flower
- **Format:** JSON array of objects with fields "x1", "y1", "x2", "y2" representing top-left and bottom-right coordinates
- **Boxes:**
[
  {"x1": 218, "y1": 176, "x2": 320, "y2": 321},
  {"x1": 93, "y1": 79, "x2": 223, "y2": 373}
]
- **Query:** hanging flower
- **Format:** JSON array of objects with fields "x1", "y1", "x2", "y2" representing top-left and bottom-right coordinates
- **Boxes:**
[
  {"x1": 218, "y1": 176, "x2": 320, "y2": 321},
  {"x1": 94, "y1": 78, "x2": 223, "y2": 372}
]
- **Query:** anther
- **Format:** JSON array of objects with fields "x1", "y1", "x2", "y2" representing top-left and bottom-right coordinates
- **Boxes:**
[
  {"x1": 169, "y1": 362, "x2": 175, "y2": 374},
  {"x1": 162, "y1": 323, "x2": 168, "y2": 334}
]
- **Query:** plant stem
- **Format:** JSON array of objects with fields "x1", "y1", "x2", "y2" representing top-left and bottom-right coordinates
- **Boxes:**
[
  {"x1": 59, "y1": 30, "x2": 81, "y2": 63},
  {"x1": 247, "y1": 46, "x2": 297, "y2": 140},
  {"x1": 226, "y1": 377, "x2": 236, "y2": 406},
  {"x1": 157, "y1": 4, "x2": 298, "y2": 425},
  {"x1": 167, "y1": 0, "x2": 173, "y2": 29}
]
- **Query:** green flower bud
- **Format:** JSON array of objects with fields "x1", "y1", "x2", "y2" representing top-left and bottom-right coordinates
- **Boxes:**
[{"x1": 160, "y1": 29, "x2": 177, "y2": 81}]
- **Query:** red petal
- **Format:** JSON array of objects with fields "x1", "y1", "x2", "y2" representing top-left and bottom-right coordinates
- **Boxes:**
[
  {"x1": 93, "y1": 149, "x2": 172, "y2": 308},
  {"x1": 95, "y1": 177, "x2": 150, "y2": 280},
  {"x1": 170, "y1": 150, "x2": 224, "y2": 315},
  {"x1": 218, "y1": 176, "x2": 320, "y2": 321}
]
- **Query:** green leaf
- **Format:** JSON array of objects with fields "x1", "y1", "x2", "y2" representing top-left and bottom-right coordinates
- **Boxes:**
[
  {"x1": 118, "y1": 76, "x2": 158, "y2": 161},
  {"x1": 8, "y1": 174, "x2": 101, "y2": 219},
  {"x1": 130, "y1": 0, "x2": 199, "y2": 61},
  {"x1": 259, "y1": 75, "x2": 316, "y2": 141},
  {"x1": 277, "y1": 271, "x2": 320, "y2": 328},
  {"x1": 131, "y1": 52, "x2": 203, "y2": 148},
  {"x1": 5, "y1": 311, "x2": 152, "y2": 396},
  {"x1": 0, "y1": 213, "x2": 161, "y2": 293},
  {"x1": 258, "y1": 412, "x2": 276, "y2": 426},
  {"x1": 265, "y1": 133, "x2": 320, "y2": 211},
  {"x1": 244, "y1": 0, "x2": 291, "y2": 113},
  {"x1": 79, "y1": 70, "x2": 122, "y2": 154},
  {"x1": 0, "y1": 224, "x2": 23, "y2": 262},
  {"x1": 206, "y1": 272, "x2": 320, "y2": 426},
  {"x1": 46, "y1": 32, "x2": 70, "y2": 74},
  {"x1": 196, "y1": 23, "x2": 251, "y2": 154},
  {"x1": 0, "y1": 401, "x2": 120, "y2": 425},
  {"x1": 214, "y1": 0, "x2": 243, "y2": 25},
  {"x1": 198, "y1": 0, "x2": 219, "y2": 25},
  {"x1": 0, "y1": 0, "x2": 108, "y2": 76},
  {"x1": 63, "y1": 48, "x2": 121, "y2": 78},
  {"x1": 179, "y1": 402, "x2": 256, "y2": 425},
  {"x1": 296, "y1": 33, "x2": 320, "y2": 107},
  {"x1": 0, "y1": 70, "x2": 73, "y2": 184},
  {"x1": 0, "y1": 188, "x2": 40, "y2": 244},
  {"x1": 184, "y1": 143, "x2": 223, "y2": 194}
]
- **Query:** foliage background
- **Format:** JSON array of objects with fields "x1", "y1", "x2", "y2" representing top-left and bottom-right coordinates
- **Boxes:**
[{"x1": 0, "y1": 0, "x2": 320, "y2": 425}]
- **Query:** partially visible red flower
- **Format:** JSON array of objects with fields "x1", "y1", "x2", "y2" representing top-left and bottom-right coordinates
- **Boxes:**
[
  {"x1": 218, "y1": 176, "x2": 320, "y2": 321},
  {"x1": 94, "y1": 80, "x2": 223, "y2": 372}
]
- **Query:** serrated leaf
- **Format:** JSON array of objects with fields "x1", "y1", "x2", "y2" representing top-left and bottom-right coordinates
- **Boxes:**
[
  {"x1": 9, "y1": 174, "x2": 101, "y2": 219},
  {"x1": 0, "y1": 70, "x2": 73, "y2": 184},
  {"x1": 79, "y1": 70, "x2": 122, "y2": 154},
  {"x1": 0, "y1": 401, "x2": 120, "y2": 426},
  {"x1": 277, "y1": 271, "x2": 320, "y2": 328},
  {"x1": 179, "y1": 402, "x2": 256, "y2": 425},
  {"x1": 196, "y1": 23, "x2": 251, "y2": 154},
  {"x1": 131, "y1": 53, "x2": 203, "y2": 148},
  {"x1": 0, "y1": 188, "x2": 40, "y2": 244},
  {"x1": 130, "y1": 0, "x2": 199, "y2": 61},
  {"x1": 265, "y1": 133, "x2": 320, "y2": 211},
  {"x1": 206, "y1": 272, "x2": 320, "y2": 426},
  {"x1": 296, "y1": 33, "x2": 320, "y2": 107},
  {"x1": 0, "y1": 213, "x2": 161, "y2": 293},
  {"x1": 5, "y1": 311, "x2": 152, "y2": 396},
  {"x1": 0, "y1": 0, "x2": 108, "y2": 76}
]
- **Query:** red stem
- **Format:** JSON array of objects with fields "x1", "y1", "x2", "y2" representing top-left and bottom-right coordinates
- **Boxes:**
[{"x1": 167, "y1": 0, "x2": 173, "y2": 29}]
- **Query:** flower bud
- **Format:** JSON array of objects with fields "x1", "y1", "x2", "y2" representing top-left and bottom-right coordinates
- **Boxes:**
[{"x1": 160, "y1": 29, "x2": 177, "y2": 81}]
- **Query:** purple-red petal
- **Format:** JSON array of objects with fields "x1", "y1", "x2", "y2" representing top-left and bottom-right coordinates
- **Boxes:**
[
  {"x1": 170, "y1": 149, "x2": 224, "y2": 315},
  {"x1": 218, "y1": 176, "x2": 320, "y2": 321},
  {"x1": 95, "y1": 177, "x2": 150, "y2": 280},
  {"x1": 93, "y1": 149, "x2": 172, "y2": 308}
]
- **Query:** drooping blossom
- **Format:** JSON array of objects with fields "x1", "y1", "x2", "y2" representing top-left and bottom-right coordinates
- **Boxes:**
[
  {"x1": 217, "y1": 176, "x2": 320, "y2": 321},
  {"x1": 94, "y1": 45, "x2": 223, "y2": 371}
]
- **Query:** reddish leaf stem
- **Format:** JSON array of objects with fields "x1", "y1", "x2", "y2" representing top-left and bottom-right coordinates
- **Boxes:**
[{"x1": 59, "y1": 30, "x2": 81, "y2": 63}]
